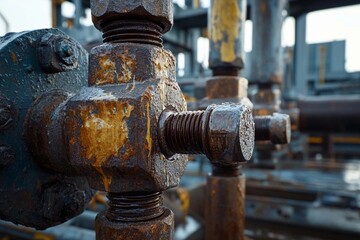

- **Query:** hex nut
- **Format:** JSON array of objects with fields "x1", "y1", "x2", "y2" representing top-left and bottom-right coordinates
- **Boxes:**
[
  {"x1": 91, "y1": 0, "x2": 173, "y2": 33},
  {"x1": 88, "y1": 43, "x2": 177, "y2": 86},
  {"x1": 206, "y1": 76, "x2": 248, "y2": 99},
  {"x1": 63, "y1": 76, "x2": 187, "y2": 192}
]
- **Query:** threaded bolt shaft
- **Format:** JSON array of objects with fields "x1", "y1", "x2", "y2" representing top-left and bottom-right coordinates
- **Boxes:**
[
  {"x1": 158, "y1": 107, "x2": 214, "y2": 159},
  {"x1": 158, "y1": 104, "x2": 255, "y2": 163},
  {"x1": 254, "y1": 113, "x2": 291, "y2": 144},
  {"x1": 106, "y1": 192, "x2": 163, "y2": 222},
  {"x1": 101, "y1": 19, "x2": 163, "y2": 47},
  {"x1": 164, "y1": 110, "x2": 206, "y2": 155},
  {"x1": 254, "y1": 117, "x2": 271, "y2": 141}
]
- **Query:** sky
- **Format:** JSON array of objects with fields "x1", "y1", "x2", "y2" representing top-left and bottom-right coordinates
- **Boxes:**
[{"x1": 0, "y1": 0, "x2": 359, "y2": 72}]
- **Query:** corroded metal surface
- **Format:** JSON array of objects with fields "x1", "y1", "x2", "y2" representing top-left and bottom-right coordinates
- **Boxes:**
[
  {"x1": 209, "y1": 0, "x2": 246, "y2": 73},
  {"x1": 96, "y1": 208, "x2": 174, "y2": 240},
  {"x1": 255, "y1": 113, "x2": 291, "y2": 144},
  {"x1": 249, "y1": 0, "x2": 288, "y2": 85},
  {"x1": 206, "y1": 76, "x2": 248, "y2": 99},
  {"x1": 27, "y1": 43, "x2": 188, "y2": 193},
  {"x1": 91, "y1": 0, "x2": 173, "y2": 34},
  {"x1": 298, "y1": 95, "x2": 360, "y2": 133},
  {"x1": 0, "y1": 29, "x2": 93, "y2": 229},
  {"x1": 205, "y1": 173, "x2": 246, "y2": 240},
  {"x1": 158, "y1": 104, "x2": 255, "y2": 164}
]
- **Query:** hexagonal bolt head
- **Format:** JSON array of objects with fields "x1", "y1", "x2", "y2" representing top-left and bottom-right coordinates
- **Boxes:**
[
  {"x1": 254, "y1": 113, "x2": 291, "y2": 144},
  {"x1": 158, "y1": 104, "x2": 255, "y2": 166},
  {"x1": 38, "y1": 33, "x2": 79, "y2": 73},
  {"x1": 90, "y1": 0, "x2": 173, "y2": 33},
  {"x1": 0, "y1": 145, "x2": 15, "y2": 168}
]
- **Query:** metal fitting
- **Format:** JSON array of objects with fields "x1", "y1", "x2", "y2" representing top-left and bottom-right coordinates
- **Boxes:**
[
  {"x1": 91, "y1": 0, "x2": 173, "y2": 37},
  {"x1": 0, "y1": 28, "x2": 92, "y2": 229},
  {"x1": 96, "y1": 207, "x2": 174, "y2": 240},
  {"x1": 0, "y1": 145, "x2": 15, "y2": 168},
  {"x1": 254, "y1": 113, "x2": 291, "y2": 144},
  {"x1": 158, "y1": 104, "x2": 255, "y2": 166},
  {"x1": 38, "y1": 33, "x2": 79, "y2": 73}
]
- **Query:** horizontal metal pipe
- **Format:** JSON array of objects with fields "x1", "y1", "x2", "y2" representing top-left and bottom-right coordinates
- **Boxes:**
[{"x1": 298, "y1": 95, "x2": 360, "y2": 133}]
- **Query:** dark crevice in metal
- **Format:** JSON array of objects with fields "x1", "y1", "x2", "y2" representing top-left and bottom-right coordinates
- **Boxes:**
[
  {"x1": 212, "y1": 67, "x2": 239, "y2": 77},
  {"x1": 106, "y1": 192, "x2": 164, "y2": 222},
  {"x1": 212, "y1": 165, "x2": 242, "y2": 177},
  {"x1": 254, "y1": 117, "x2": 271, "y2": 141},
  {"x1": 101, "y1": 19, "x2": 163, "y2": 47}
]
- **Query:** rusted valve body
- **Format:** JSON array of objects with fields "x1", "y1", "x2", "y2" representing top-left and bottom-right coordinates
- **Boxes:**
[{"x1": 22, "y1": 0, "x2": 256, "y2": 239}]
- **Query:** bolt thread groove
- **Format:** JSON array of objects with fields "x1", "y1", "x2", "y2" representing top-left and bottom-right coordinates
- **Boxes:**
[
  {"x1": 164, "y1": 111, "x2": 205, "y2": 155},
  {"x1": 212, "y1": 67, "x2": 239, "y2": 77},
  {"x1": 254, "y1": 117, "x2": 271, "y2": 141},
  {"x1": 106, "y1": 192, "x2": 163, "y2": 222},
  {"x1": 101, "y1": 19, "x2": 163, "y2": 47}
]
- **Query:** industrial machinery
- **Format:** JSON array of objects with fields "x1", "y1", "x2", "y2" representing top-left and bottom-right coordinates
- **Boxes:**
[{"x1": 0, "y1": 0, "x2": 360, "y2": 240}]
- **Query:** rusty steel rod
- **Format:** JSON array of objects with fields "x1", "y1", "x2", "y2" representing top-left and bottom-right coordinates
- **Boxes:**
[
  {"x1": 205, "y1": 168, "x2": 246, "y2": 240},
  {"x1": 298, "y1": 95, "x2": 360, "y2": 133},
  {"x1": 249, "y1": 0, "x2": 288, "y2": 85},
  {"x1": 205, "y1": 0, "x2": 248, "y2": 239}
]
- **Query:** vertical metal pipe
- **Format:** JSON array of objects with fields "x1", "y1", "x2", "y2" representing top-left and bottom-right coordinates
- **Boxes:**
[
  {"x1": 250, "y1": 0, "x2": 287, "y2": 85},
  {"x1": 209, "y1": 0, "x2": 247, "y2": 76},
  {"x1": 294, "y1": 14, "x2": 308, "y2": 94},
  {"x1": 205, "y1": 172, "x2": 246, "y2": 240},
  {"x1": 74, "y1": 0, "x2": 82, "y2": 28},
  {"x1": 205, "y1": 1, "x2": 248, "y2": 239}
]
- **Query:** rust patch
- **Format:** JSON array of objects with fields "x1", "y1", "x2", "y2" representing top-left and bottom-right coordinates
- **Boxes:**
[
  {"x1": 211, "y1": 0, "x2": 241, "y2": 62},
  {"x1": 93, "y1": 55, "x2": 116, "y2": 85},
  {"x1": 154, "y1": 50, "x2": 173, "y2": 79},
  {"x1": 79, "y1": 101, "x2": 134, "y2": 191},
  {"x1": 117, "y1": 52, "x2": 136, "y2": 83}
]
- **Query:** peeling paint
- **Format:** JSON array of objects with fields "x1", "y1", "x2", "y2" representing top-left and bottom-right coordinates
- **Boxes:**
[
  {"x1": 79, "y1": 101, "x2": 134, "y2": 191},
  {"x1": 117, "y1": 53, "x2": 136, "y2": 83},
  {"x1": 210, "y1": 0, "x2": 241, "y2": 62},
  {"x1": 154, "y1": 50, "x2": 173, "y2": 78},
  {"x1": 94, "y1": 55, "x2": 116, "y2": 85}
]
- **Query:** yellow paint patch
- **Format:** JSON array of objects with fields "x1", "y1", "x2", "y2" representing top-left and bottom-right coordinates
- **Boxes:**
[
  {"x1": 145, "y1": 101, "x2": 152, "y2": 157},
  {"x1": 211, "y1": 0, "x2": 241, "y2": 62},
  {"x1": 10, "y1": 51, "x2": 17, "y2": 63},
  {"x1": 79, "y1": 101, "x2": 134, "y2": 191}
]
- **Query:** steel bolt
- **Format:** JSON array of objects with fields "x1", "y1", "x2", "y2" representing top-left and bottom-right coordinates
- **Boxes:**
[
  {"x1": 254, "y1": 113, "x2": 291, "y2": 144},
  {"x1": 106, "y1": 192, "x2": 163, "y2": 222},
  {"x1": 38, "y1": 33, "x2": 79, "y2": 73},
  {"x1": 0, "y1": 145, "x2": 15, "y2": 168},
  {"x1": 158, "y1": 104, "x2": 255, "y2": 165}
]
